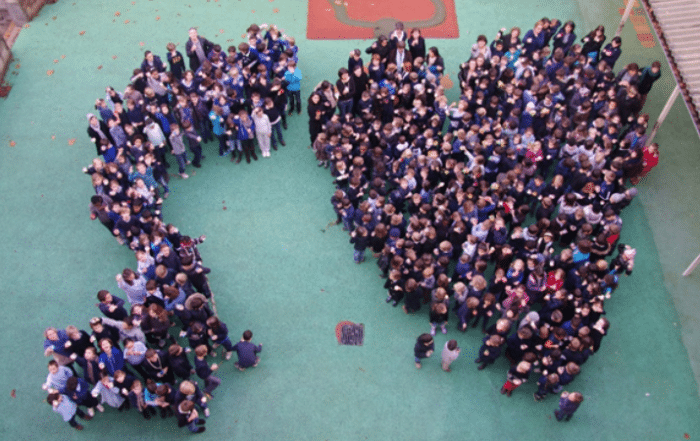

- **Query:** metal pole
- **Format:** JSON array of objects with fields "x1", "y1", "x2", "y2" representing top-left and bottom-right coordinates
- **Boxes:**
[
  {"x1": 683, "y1": 252, "x2": 700, "y2": 276},
  {"x1": 646, "y1": 84, "x2": 681, "y2": 146},
  {"x1": 616, "y1": 0, "x2": 636, "y2": 38}
]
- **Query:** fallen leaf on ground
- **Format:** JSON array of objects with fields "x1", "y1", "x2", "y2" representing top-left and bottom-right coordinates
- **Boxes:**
[
  {"x1": 24, "y1": 24, "x2": 30, "y2": 28},
  {"x1": 112, "y1": 55, "x2": 118, "y2": 59},
  {"x1": 46, "y1": 69, "x2": 54, "y2": 76},
  {"x1": 9, "y1": 141, "x2": 16, "y2": 147},
  {"x1": 124, "y1": 19, "x2": 130, "y2": 23},
  {"x1": 68, "y1": 138, "x2": 76, "y2": 145},
  {"x1": 10, "y1": 389, "x2": 15, "y2": 398},
  {"x1": 139, "y1": 42, "x2": 144, "y2": 46},
  {"x1": 53, "y1": 59, "x2": 59, "y2": 63},
  {"x1": 51, "y1": 135, "x2": 56, "y2": 140},
  {"x1": 79, "y1": 30, "x2": 85, "y2": 35},
  {"x1": 220, "y1": 29, "x2": 224, "y2": 33},
  {"x1": 97, "y1": 65, "x2": 103, "y2": 70},
  {"x1": 61, "y1": 55, "x2": 66, "y2": 59},
  {"x1": 156, "y1": 16, "x2": 160, "y2": 20},
  {"x1": 251, "y1": 9, "x2": 255, "y2": 12},
  {"x1": 273, "y1": 8, "x2": 279, "y2": 12},
  {"x1": 115, "y1": 11, "x2": 121, "y2": 16}
]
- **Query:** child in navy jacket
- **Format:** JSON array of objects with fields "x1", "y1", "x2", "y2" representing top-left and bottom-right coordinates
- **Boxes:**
[
  {"x1": 168, "y1": 343, "x2": 194, "y2": 380},
  {"x1": 555, "y1": 391, "x2": 584, "y2": 421},
  {"x1": 232, "y1": 330, "x2": 263, "y2": 371},
  {"x1": 194, "y1": 345, "x2": 221, "y2": 397},
  {"x1": 96, "y1": 290, "x2": 128, "y2": 321},
  {"x1": 414, "y1": 333, "x2": 434, "y2": 369},
  {"x1": 475, "y1": 334, "x2": 505, "y2": 370},
  {"x1": 206, "y1": 316, "x2": 235, "y2": 360},
  {"x1": 350, "y1": 226, "x2": 370, "y2": 263}
]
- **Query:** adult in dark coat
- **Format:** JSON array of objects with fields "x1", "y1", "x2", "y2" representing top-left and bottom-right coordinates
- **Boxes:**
[
  {"x1": 387, "y1": 42, "x2": 413, "y2": 71},
  {"x1": 185, "y1": 28, "x2": 213, "y2": 72},
  {"x1": 365, "y1": 35, "x2": 391, "y2": 65}
]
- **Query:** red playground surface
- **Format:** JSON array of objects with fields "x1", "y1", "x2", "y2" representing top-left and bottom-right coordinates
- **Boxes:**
[{"x1": 307, "y1": 0, "x2": 459, "y2": 40}]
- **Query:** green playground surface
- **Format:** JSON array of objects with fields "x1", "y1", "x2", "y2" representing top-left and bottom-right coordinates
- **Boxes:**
[{"x1": 1, "y1": 0, "x2": 699, "y2": 439}]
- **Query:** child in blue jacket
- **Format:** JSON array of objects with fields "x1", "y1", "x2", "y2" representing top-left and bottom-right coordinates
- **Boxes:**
[
  {"x1": 555, "y1": 391, "x2": 584, "y2": 421},
  {"x1": 284, "y1": 60, "x2": 302, "y2": 114}
]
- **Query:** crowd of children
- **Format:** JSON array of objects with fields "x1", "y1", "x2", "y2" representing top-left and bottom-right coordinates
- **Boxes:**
[
  {"x1": 86, "y1": 22, "x2": 299, "y2": 191},
  {"x1": 315, "y1": 19, "x2": 660, "y2": 415},
  {"x1": 43, "y1": 23, "x2": 282, "y2": 432},
  {"x1": 45, "y1": 15, "x2": 665, "y2": 426},
  {"x1": 44, "y1": 317, "x2": 262, "y2": 432}
]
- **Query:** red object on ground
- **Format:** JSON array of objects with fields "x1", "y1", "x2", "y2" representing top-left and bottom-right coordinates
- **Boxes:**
[
  {"x1": 307, "y1": 0, "x2": 459, "y2": 40},
  {"x1": 335, "y1": 320, "x2": 353, "y2": 343}
]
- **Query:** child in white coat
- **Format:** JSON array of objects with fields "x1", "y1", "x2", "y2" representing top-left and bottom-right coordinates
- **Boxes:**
[
  {"x1": 91, "y1": 375, "x2": 127, "y2": 411},
  {"x1": 441, "y1": 339, "x2": 461, "y2": 372},
  {"x1": 252, "y1": 107, "x2": 272, "y2": 157}
]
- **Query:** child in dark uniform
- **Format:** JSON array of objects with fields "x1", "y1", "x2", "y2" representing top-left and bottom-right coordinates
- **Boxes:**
[
  {"x1": 475, "y1": 334, "x2": 505, "y2": 370},
  {"x1": 384, "y1": 269, "x2": 404, "y2": 306},
  {"x1": 554, "y1": 391, "x2": 584, "y2": 421},
  {"x1": 501, "y1": 360, "x2": 532, "y2": 397},
  {"x1": 350, "y1": 226, "x2": 369, "y2": 263},
  {"x1": 429, "y1": 298, "x2": 449, "y2": 335},
  {"x1": 232, "y1": 330, "x2": 263, "y2": 371},
  {"x1": 168, "y1": 344, "x2": 194, "y2": 380},
  {"x1": 414, "y1": 333, "x2": 434, "y2": 369}
]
